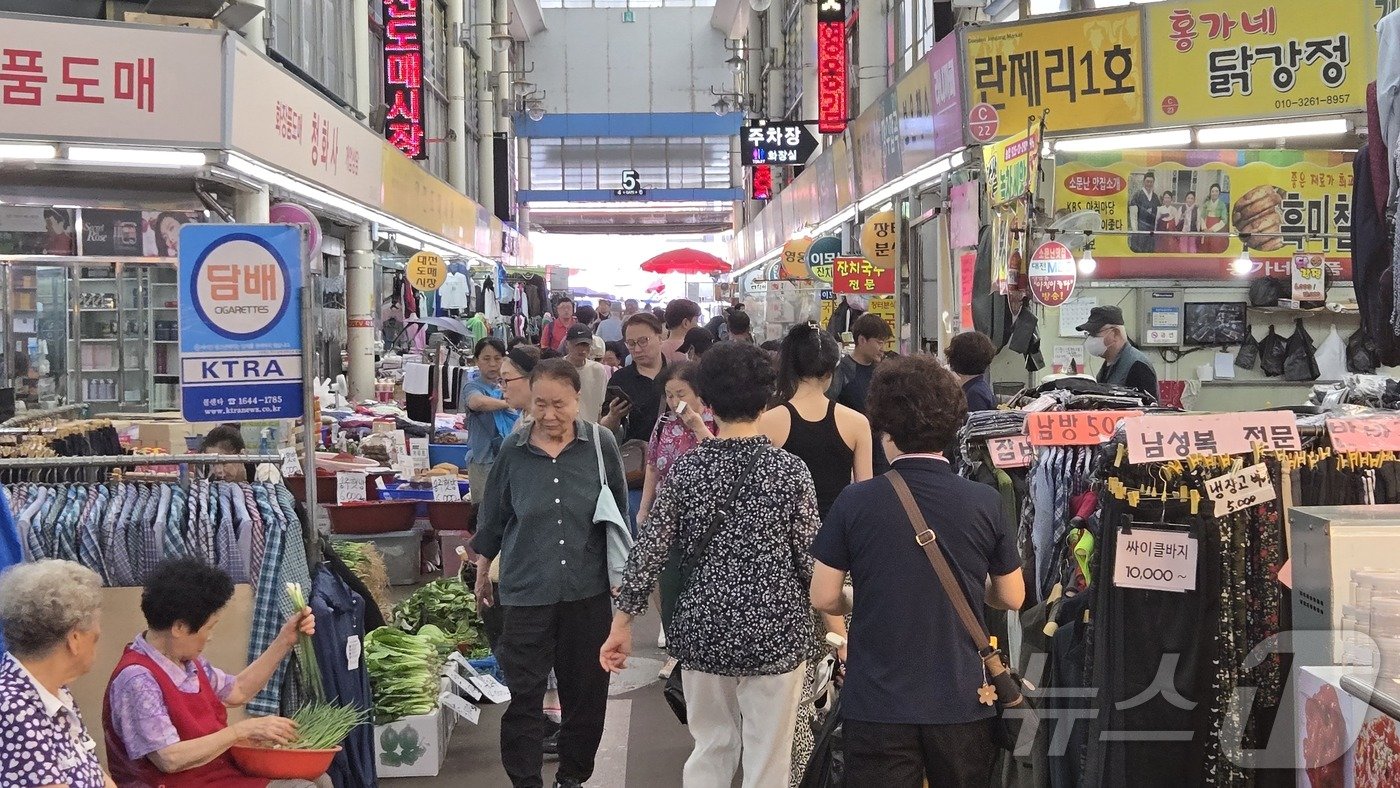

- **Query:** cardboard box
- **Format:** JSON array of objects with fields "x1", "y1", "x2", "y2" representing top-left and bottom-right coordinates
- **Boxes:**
[{"x1": 374, "y1": 704, "x2": 453, "y2": 778}]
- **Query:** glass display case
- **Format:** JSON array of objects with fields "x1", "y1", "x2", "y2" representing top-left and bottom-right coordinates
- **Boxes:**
[{"x1": 6, "y1": 265, "x2": 70, "y2": 409}]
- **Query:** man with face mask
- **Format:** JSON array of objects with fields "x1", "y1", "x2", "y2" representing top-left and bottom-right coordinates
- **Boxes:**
[{"x1": 1076, "y1": 305, "x2": 1159, "y2": 401}]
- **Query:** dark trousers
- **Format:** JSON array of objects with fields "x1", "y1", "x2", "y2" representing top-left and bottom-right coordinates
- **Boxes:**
[
  {"x1": 844, "y1": 717, "x2": 998, "y2": 788},
  {"x1": 495, "y1": 594, "x2": 612, "y2": 788}
]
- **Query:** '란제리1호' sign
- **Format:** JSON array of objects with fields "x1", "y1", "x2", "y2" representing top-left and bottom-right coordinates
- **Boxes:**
[
  {"x1": 1051, "y1": 149, "x2": 1355, "y2": 281},
  {"x1": 961, "y1": 7, "x2": 1145, "y2": 139},
  {"x1": 383, "y1": 0, "x2": 428, "y2": 159},
  {"x1": 1146, "y1": 0, "x2": 1378, "y2": 126}
]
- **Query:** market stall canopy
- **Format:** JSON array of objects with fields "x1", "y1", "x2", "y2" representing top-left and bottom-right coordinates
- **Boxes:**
[{"x1": 639, "y1": 248, "x2": 731, "y2": 276}]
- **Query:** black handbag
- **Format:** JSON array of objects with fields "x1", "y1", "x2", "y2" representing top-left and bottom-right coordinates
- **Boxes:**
[
  {"x1": 887, "y1": 471, "x2": 1037, "y2": 754},
  {"x1": 663, "y1": 445, "x2": 770, "y2": 725},
  {"x1": 799, "y1": 695, "x2": 846, "y2": 788}
]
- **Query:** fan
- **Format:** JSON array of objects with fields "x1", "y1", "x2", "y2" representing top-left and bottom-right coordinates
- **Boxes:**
[{"x1": 1036, "y1": 210, "x2": 1104, "y2": 253}]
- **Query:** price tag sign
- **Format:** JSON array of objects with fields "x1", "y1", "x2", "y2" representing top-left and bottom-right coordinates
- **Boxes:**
[
  {"x1": 1026, "y1": 411, "x2": 1142, "y2": 446},
  {"x1": 1326, "y1": 415, "x2": 1400, "y2": 453},
  {"x1": 1124, "y1": 412, "x2": 1301, "y2": 464},
  {"x1": 346, "y1": 635, "x2": 362, "y2": 671},
  {"x1": 987, "y1": 436, "x2": 1035, "y2": 468},
  {"x1": 445, "y1": 668, "x2": 483, "y2": 700},
  {"x1": 388, "y1": 429, "x2": 408, "y2": 463},
  {"x1": 470, "y1": 674, "x2": 512, "y2": 704},
  {"x1": 1203, "y1": 463, "x2": 1276, "y2": 516},
  {"x1": 336, "y1": 471, "x2": 367, "y2": 504},
  {"x1": 1292, "y1": 253, "x2": 1326, "y2": 302},
  {"x1": 432, "y1": 475, "x2": 462, "y2": 502},
  {"x1": 1112, "y1": 528, "x2": 1197, "y2": 593},
  {"x1": 439, "y1": 691, "x2": 482, "y2": 724},
  {"x1": 409, "y1": 437, "x2": 431, "y2": 473},
  {"x1": 279, "y1": 447, "x2": 300, "y2": 477}
]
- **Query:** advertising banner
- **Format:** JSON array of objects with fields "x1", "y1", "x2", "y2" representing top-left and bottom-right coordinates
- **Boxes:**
[
  {"x1": 962, "y1": 8, "x2": 1145, "y2": 139},
  {"x1": 1051, "y1": 149, "x2": 1354, "y2": 280},
  {"x1": 179, "y1": 224, "x2": 304, "y2": 422},
  {"x1": 928, "y1": 35, "x2": 967, "y2": 158},
  {"x1": 1146, "y1": 0, "x2": 1377, "y2": 126},
  {"x1": 832, "y1": 257, "x2": 895, "y2": 295},
  {"x1": 983, "y1": 125, "x2": 1041, "y2": 207},
  {"x1": 1027, "y1": 240, "x2": 1077, "y2": 307}
]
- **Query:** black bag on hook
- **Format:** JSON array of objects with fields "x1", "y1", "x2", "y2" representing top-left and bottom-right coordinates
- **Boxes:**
[
  {"x1": 1235, "y1": 327, "x2": 1260, "y2": 371},
  {"x1": 1259, "y1": 325, "x2": 1287, "y2": 377}
]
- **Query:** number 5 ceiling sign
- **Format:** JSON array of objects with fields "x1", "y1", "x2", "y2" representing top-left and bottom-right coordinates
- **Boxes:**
[
  {"x1": 384, "y1": 0, "x2": 428, "y2": 160},
  {"x1": 816, "y1": 0, "x2": 848, "y2": 135}
]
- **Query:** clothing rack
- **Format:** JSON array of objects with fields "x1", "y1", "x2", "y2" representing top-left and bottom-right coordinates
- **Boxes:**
[{"x1": 2, "y1": 453, "x2": 283, "y2": 485}]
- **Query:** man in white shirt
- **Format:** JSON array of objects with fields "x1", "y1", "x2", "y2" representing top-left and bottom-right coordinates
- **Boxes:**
[{"x1": 565, "y1": 324, "x2": 609, "y2": 422}]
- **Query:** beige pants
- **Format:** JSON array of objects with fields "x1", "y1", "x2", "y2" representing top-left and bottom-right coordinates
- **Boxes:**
[{"x1": 682, "y1": 663, "x2": 807, "y2": 788}]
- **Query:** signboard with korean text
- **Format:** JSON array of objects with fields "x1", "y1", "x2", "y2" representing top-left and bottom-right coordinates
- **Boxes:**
[
  {"x1": 741, "y1": 120, "x2": 819, "y2": 167},
  {"x1": 781, "y1": 237, "x2": 814, "y2": 280},
  {"x1": 407, "y1": 251, "x2": 446, "y2": 291},
  {"x1": 851, "y1": 91, "x2": 902, "y2": 198},
  {"x1": 894, "y1": 48, "x2": 936, "y2": 173},
  {"x1": 379, "y1": 144, "x2": 482, "y2": 254},
  {"x1": 1027, "y1": 240, "x2": 1077, "y2": 307},
  {"x1": 804, "y1": 235, "x2": 841, "y2": 284},
  {"x1": 928, "y1": 34, "x2": 967, "y2": 158},
  {"x1": 179, "y1": 224, "x2": 304, "y2": 422},
  {"x1": 860, "y1": 210, "x2": 898, "y2": 268},
  {"x1": 869, "y1": 296, "x2": 897, "y2": 351},
  {"x1": 0, "y1": 14, "x2": 224, "y2": 147},
  {"x1": 1124, "y1": 411, "x2": 1301, "y2": 464},
  {"x1": 832, "y1": 257, "x2": 895, "y2": 295},
  {"x1": 231, "y1": 43, "x2": 384, "y2": 209},
  {"x1": 383, "y1": 0, "x2": 428, "y2": 159},
  {"x1": 961, "y1": 8, "x2": 1146, "y2": 139},
  {"x1": 1027, "y1": 411, "x2": 1143, "y2": 446},
  {"x1": 816, "y1": 0, "x2": 848, "y2": 134},
  {"x1": 982, "y1": 125, "x2": 1041, "y2": 207},
  {"x1": 1291, "y1": 253, "x2": 1326, "y2": 301},
  {"x1": 1113, "y1": 528, "x2": 1198, "y2": 593},
  {"x1": 1204, "y1": 462, "x2": 1277, "y2": 516},
  {"x1": 1051, "y1": 149, "x2": 1354, "y2": 281},
  {"x1": 1326, "y1": 415, "x2": 1400, "y2": 453},
  {"x1": 752, "y1": 164, "x2": 773, "y2": 201},
  {"x1": 1146, "y1": 0, "x2": 1376, "y2": 127},
  {"x1": 988, "y1": 436, "x2": 1035, "y2": 469}
]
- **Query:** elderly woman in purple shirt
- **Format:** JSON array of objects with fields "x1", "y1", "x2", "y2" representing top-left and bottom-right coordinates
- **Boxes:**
[{"x1": 0, "y1": 559, "x2": 115, "y2": 788}]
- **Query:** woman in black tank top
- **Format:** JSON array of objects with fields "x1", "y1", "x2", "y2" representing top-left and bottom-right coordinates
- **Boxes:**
[{"x1": 779, "y1": 399, "x2": 854, "y2": 517}]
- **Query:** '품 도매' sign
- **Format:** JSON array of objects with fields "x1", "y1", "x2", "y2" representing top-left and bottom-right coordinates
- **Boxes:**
[
  {"x1": 1113, "y1": 527, "x2": 1198, "y2": 593},
  {"x1": 1026, "y1": 411, "x2": 1143, "y2": 446},
  {"x1": 1203, "y1": 462, "x2": 1277, "y2": 516},
  {"x1": 1124, "y1": 411, "x2": 1302, "y2": 463}
]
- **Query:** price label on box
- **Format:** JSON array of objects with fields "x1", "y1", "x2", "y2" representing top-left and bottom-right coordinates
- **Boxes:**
[
  {"x1": 409, "y1": 437, "x2": 430, "y2": 473},
  {"x1": 1112, "y1": 528, "x2": 1197, "y2": 593},
  {"x1": 432, "y1": 475, "x2": 462, "y2": 502},
  {"x1": 336, "y1": 471, "x2": 367, "y2": 504},
  {"x1": 445, "y1": 668, "x2": 482, "y2": 700},
  {"x1": 439, "y1": 691, "x2": 481, "y2": 724},
  {"x1": 470, "y1": 674, "x2": 511, "y2": 704},
  {"x1": 1203, "y1": 462, "x2": 1276, "y2": 516},
  {"x1": 280, "y1": 447, "x2": 300, "y2": 477}
]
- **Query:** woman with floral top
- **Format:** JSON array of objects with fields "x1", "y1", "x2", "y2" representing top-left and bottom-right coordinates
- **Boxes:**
[
  {"x1": 636, "y1": 362, "x2": 715, "y2": 652},
  {"x1": 602, "y1": 342, "x2": 822, "y2": 788}
]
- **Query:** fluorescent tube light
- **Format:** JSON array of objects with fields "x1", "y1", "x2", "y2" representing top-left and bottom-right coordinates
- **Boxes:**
[
  {"x1": 0, "y1": 143, "x2": 57, "y2": 160},
  {"x1": 1052, "y1": 129, "x2": 1191, "y2": 152},
  {"x1": 67, "y1": 146, "x2": 207, "y2": 167},
  {"x1": 1195, "y1": 118, "x2": 1349, "y2": 145}
]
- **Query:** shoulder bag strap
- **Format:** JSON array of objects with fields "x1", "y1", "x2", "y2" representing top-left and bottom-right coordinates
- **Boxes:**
[
  {"x1": 680, "y1": 445, "x2": 768, "y2": 587},
  {"x1": 886, "y1": 469, "x2": 993, "y2": 655},
  {"x1": 592, "y1": 422, "x2": 606, "y2": 488}
]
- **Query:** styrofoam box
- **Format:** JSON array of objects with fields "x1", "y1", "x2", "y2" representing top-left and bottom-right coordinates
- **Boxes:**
[{"x1": 374, "y1": 702, "x2": 453, "y2": 778}]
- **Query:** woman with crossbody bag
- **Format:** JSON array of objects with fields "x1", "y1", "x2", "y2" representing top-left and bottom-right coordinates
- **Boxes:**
[{"x1": 601, "y1": 343, "x2": 823, "y2": 788}]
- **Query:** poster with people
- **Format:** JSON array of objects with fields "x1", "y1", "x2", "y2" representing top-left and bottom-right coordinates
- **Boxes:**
[
  {"x1": 0, "y1": 207, "x2": 76, "y2": 255},
  {"x1": 1054, "y1": 149, "x2": 1354, "y2": 281},
  {"x1": 143, "y1": 211, "x2": 202, "y2": 257}
]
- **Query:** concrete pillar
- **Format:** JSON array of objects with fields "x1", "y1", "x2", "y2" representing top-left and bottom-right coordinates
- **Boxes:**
[
  {"x1": 244, "y1": 0, "x2": 268, "y2": 54},
  {"x1": 447, "y1": 0, "x2": 469, "y2": 193},
  {"x1": 353, "y1": 0, "x2": 373, "y2": 117},
  {"x1": 346, "y1": 223, "x2": 377, "y2": 401},
  {"x1": 476, "y1": 0, "x2": 496, "y2": 213},
  {"x1": 234, "y1": 186, "x2": 271, "y2": 224}
]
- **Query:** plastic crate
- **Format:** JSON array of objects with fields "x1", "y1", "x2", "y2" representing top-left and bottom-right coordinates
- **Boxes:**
[
  {"x1": 426, "y1": 500, "x2": 477, "y2": 532},
  {"x1": 379, "y1": 480, "x2": 471, "y2": 518},
  {"x1": 427, "y1": 443, "x2": 471, "y2": 470},
  {"x1": 468, "y1": 656, "x2": 507, "y2": 687}
]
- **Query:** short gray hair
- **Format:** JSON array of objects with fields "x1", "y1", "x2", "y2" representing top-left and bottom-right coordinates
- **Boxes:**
[{"x1": 0, "y1": 560, "x2": 103, "y2": 657}]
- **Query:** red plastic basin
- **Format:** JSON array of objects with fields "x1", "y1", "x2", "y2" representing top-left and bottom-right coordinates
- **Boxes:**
[
  {"x1": 229, "y1": 745, "x2": 340, "y2": 780},
  {"x1": 326, "y1": 500, "x2": 418, "y2": 535}
]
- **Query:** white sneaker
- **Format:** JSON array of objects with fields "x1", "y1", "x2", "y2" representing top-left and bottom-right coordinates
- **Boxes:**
[{"x1": 657, "y1": 626, "x2": 667, "y2": 649}]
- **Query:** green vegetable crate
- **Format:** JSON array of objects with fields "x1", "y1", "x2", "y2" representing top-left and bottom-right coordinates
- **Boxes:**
[{"x1": 374, "y1": 677, "x2": 457, "y2": 778}]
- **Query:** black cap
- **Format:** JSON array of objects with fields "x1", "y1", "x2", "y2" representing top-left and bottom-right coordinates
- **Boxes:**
[
  {"x1": 1075, "y1": 305, "x2": 1126, "y2": 335},
  {"x1": 677, "y1": 327, "x2": 715, "y2": 355},
  {"x1": 565, "y1": 324, "x2": 594, "y2": 344}
]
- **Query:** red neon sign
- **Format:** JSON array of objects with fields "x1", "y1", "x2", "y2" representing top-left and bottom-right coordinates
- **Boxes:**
[
  {"x1": 752, "y1": 164, "x2": 773, "y2": 201},
  {"x1": 383, "y1": 0, "x2": 428, "y2": 160},
  {"x1": 816, "y1": 0, "x2": 847, "y2": 135}
]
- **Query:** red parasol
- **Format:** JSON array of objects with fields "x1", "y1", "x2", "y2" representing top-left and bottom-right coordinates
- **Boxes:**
[{"x1": 639, "y1": 248, "x2": 731, "y2": 276}]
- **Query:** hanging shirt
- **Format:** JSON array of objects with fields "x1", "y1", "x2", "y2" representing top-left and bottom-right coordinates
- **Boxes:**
[{"x1": 440, "y1": 271, "x2": 471, "y2": 309}]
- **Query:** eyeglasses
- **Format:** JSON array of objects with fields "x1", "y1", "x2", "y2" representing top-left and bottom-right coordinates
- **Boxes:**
[
  {"x1": 624, "y1": 337, "x2": 654, "y2": 350},
  {"x1": 501, "y1": 374, "x2": 526, "y2": 385}
]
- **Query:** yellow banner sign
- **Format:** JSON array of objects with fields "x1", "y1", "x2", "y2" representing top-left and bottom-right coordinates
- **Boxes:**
[
  {"x1": 1052, "y1": 149, "x2": 1354, "y2": 281},
  {"x1": 982, "y1": 125, "x2": 1041, "y2": 207},
  {"x1": 1146, "y1": 0, "x2": 1377, "y2": 126},
  {"x1": 962, "y1": 8, "x2": 1145, "y2": 138}
]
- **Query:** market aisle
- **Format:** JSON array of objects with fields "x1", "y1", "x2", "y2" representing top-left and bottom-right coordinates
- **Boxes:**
[{"x1": 402, "y1": 610, "x2": 695, "y2": 787}]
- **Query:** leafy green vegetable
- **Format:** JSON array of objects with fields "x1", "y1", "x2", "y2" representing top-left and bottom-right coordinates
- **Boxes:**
[
  {"x1": 392, "y1": 579, "x2": 486, "y2": 655},
  {"x1": 365, "y1": 627, "x2": 443, "y2": 723},
  {"x1": 285, "y1": 582, "x2": 324, "y2": 702},
  {"x1": 289, "y1": 701, "x2": 369, "y2": 749}
]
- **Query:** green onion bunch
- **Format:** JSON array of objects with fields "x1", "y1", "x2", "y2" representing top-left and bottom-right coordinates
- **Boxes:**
[
  {"x1": 285, "y1": 583, "x2": 325, "y2": 702},
  {"x1": 365, "y1": 626, "x2": 443, "y2": 723},
  {"x1": 288, "y1": 701, "x2": 370, "y2": 750}
]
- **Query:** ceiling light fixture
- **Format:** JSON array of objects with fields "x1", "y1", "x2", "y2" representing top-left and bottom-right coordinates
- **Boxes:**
[
  {"x1": 1077, "y1": 244, "x2": 1096, "y2": 276},
  {"x1": 67, "y1": 146, "x2": 208, "y2": 167},
  {"x1": 1230, "y1": 242, "x2": 1254, "y2": 277},
  {"x1": 1052, "y1": 129, "x2": 1192, "y2": 153},
  {"x1": 713, "y1": 97, "x2": 730, "y2": 117},
  {"x1": 1195, "y1": 117, "x2": 1350, "y2": 145},
  {"x1": 0, "y1": 143, "x2": 57, "y2": 161}
]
